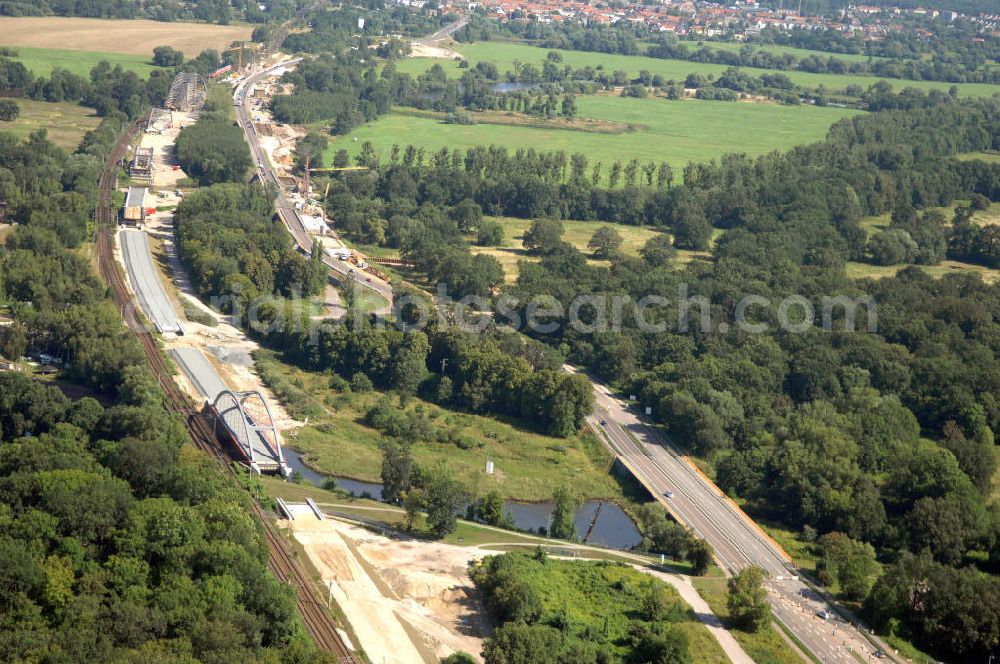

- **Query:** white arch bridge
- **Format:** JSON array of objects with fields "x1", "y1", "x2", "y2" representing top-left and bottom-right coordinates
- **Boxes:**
[
  {"x1": 211, "y1": 389, "x2": 289, "y2": 476},
  {"x1": 170, "y1": 347, "x2": 289, "y2": 476}
]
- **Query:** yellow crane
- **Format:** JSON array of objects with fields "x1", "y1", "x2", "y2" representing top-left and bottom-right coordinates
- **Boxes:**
[{"x1": 223, "y1": 42, "x2": 261, "y2": 72}]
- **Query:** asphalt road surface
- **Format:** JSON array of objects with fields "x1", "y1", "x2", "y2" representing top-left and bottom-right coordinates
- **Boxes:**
[
  {"x1": 233, "y1": 60, "x2": 394, "y2": 314},
  {"x1": 120, "y1": 228, "x2": 183, "y2": 334},
  {"x1": 576, "y1": 368, "x2": 900, "y2": 664}
]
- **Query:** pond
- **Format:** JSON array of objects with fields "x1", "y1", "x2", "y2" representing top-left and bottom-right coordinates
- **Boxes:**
[{"x1": 283, "y1": 448, "x2": 643, "y2": 550}]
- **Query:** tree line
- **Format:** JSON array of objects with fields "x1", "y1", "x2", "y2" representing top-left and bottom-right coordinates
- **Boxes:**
[{"x1": 0, "y1": 0, "x2": 297, "y2": 23}]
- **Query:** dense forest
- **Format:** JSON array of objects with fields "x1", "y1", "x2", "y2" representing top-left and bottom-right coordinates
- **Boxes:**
[
  {"x1": 174, "y1": 183, "x2": 327, "y2": 303},
  {"x1": 0, "y1": 124, "x2": 333, "y2": 662},
  {"x1": 175, "y1": 114, "x2": 253, "y2": 185}
]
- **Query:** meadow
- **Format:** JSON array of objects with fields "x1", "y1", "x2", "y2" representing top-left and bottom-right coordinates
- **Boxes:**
[
  {"x1": 393, "y1": 40, "x2": 1000, "y2": 98},
  {"x1": 255, "y1": 350, "x2": 633, "y2": 502},
  {"x1": 848, "y1": 201, "x2": 1000, "y2": 283},
  {"x1": 471, "y1": 216, "x2": 666, "y2": 281},
  {"x1": 0, "y1": 98, "x2": 101, "y2": 149},
  {"x1": 324, "y1": 95, "x2": 860, "y2": 180},
  {"x1": 4, "y1": 46, "x2": 161, "y2": 78}
]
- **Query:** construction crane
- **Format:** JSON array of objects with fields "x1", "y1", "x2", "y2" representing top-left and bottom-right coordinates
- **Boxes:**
[
  {"x1": 223, "y1": 42, "x2": 261, "y2": 72},
  {"x1": 302, "y1": 154, "x2": 368, "y2": 198}
]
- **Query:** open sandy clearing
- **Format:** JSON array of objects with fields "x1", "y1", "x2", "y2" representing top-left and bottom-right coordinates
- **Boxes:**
[
  {"x1": 285, "y1": 515, "x2": 488, "y2": 663},
  {"x1": 0, "y1": 17, "x2": 250, "y2": 55}
]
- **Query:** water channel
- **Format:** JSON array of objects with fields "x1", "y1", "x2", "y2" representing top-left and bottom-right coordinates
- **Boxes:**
[{"x1": 283, "y1": 448, "x2": 643, "y2": 550}]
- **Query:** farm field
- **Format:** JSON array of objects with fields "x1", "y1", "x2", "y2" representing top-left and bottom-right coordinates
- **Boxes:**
[
  {"x1": 5, "y1": 46, "x2": 161, "y2": 78},
  {"x1": 324, "y1": 95, "x2": 859, "y2": 179},
  {"x1": 255, "y1": 350, "x2": 632, "y2": 502},
  {"x1": 395, "y1": 40, "x2": 1000, "y2": 98},
  {"x1": 0, "y1": 98, "x2": 101, "y2": 149},
  {"x1": 0, "y1": 16, "x2": 250, "y2": 56}
]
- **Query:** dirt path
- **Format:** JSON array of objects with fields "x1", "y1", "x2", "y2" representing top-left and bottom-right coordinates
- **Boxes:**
[
  {"x1": 637, "y1": 567, "x2": 754, "y2": 664},
  {"x1": 286, "y1": 515, "x2": 487, "y2": 663}
]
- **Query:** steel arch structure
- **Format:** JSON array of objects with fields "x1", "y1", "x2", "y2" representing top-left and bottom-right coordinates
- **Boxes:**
[{"x1": 211, "y1": 389, "x2": 286, "y2": 473}]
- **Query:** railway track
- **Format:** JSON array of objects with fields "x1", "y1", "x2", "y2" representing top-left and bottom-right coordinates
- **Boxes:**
[{"x1": 95, "y1": 120, "x2": 356, "y2": 663}]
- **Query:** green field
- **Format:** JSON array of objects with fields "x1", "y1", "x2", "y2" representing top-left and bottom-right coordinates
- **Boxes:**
[
  {"x1": 5, "y1": 45, "x2": 162, "y2": 77},
  {"x1": 0, "y1": 98, "x2": 100, "y2": 149},
  {"x1": 394, "y1": 41, "x2": 1000, "y2": 98},
  {"x1": 255, "y1": 350, "x2": 632, "y2": 502},
  {"x1": 325, "y1": 95, "x2": 859, "y2": 179}
]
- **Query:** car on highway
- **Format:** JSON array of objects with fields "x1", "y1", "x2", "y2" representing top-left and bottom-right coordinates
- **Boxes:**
[
  {"x1": 664, "y1": 490, "x2": 674, "y2": 498},
  {"x1": 816, "y1": 610, "x2": 830, "y2": 620}
]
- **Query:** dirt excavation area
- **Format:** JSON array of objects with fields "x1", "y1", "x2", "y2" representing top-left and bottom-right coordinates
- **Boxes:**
[{"x1": 285, "y1": 516, "x2": 488, "y2": 663}]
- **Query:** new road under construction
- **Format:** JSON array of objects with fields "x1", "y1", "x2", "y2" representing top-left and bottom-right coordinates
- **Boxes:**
[{"x1": 97, "y1": 118, "x2": 359, "y2": 662}]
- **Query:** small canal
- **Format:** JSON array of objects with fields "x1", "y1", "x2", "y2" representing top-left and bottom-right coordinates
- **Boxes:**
[{"x1": 283, "y1": 448, "x2": 643, "y2": 550}]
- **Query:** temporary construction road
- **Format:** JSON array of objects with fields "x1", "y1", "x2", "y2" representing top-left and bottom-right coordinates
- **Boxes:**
[{"x1": 233, "y1": 59, "x2": 394, "y2": 315}]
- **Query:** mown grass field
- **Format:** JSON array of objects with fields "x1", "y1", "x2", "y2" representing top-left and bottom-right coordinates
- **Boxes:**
[
  {"x1": 255, "y1": 350, "x2": 631, "y2": 502},
  {"x1": 324, "y1": 95, "x2": 859, "y2": 180},
  {"x1": 395, "y1": 40, "x2": 1000, "y2": 97},
  {"x1": 5, "y1": 46, "x2": 162, "y2": 78},
  {"x1": 0, "y1": 98, "x2": 101, "y2": 149},
  {"x1": 0, "y1": 16, "x2": 250, "y2": 56}
]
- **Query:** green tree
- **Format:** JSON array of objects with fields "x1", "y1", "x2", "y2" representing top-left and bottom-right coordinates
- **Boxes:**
[
  {"x1": 522, "y1": 218, "x2": 564, "y2": 255},
  {"x1": 587, "y1": 225, "x2": 624, "y2": 259},
  {"x1": 476, "y1": 490, "x2": 510, "y2": 528},
  {"x1": 476, "y1": 219, "x2": 504, "y2": 247},
  {"x1": 379, "y1": 439, "x2": 414, "y2": 504},
  {"x1": 152, "y1": 45, "x2": 184, "y2": 67},
  {"x1": 727, "y1": 567, "x2": 770, "y2": 632},
  {"x1": 423, "y1": 464, "x2": 464, "y2": 538},
  {"x1": 640, "y1": 234, "x2": 677, "y2": 267},
  {"x1": 549, "y1": 486, "x2": 580, "y2": 540},
  {"x1": 0, "y1": 99, "x2": 19, "y2": 122},
  {"x1": 0, "y1": 320, "x2": 28, "y2": 365},
  {"x1": 686, "y1": 537, "x2": 713, "y2": 576},
  {"x1": 403, "y1": 488, "x2": 424, "y2": 531}
]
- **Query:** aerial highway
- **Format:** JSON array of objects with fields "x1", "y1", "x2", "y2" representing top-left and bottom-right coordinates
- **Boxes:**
[
  {"x1": 579, "y1": 368, "x2": 900, "y2": 664},
  {"x1": 233, "y1": 59, "x2": 394, "y2": 312}
]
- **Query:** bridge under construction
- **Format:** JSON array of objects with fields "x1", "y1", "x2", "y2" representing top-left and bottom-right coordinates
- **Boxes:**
[{"x1": 171, "y1": 346, "x2": 289, "y2": 476}]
